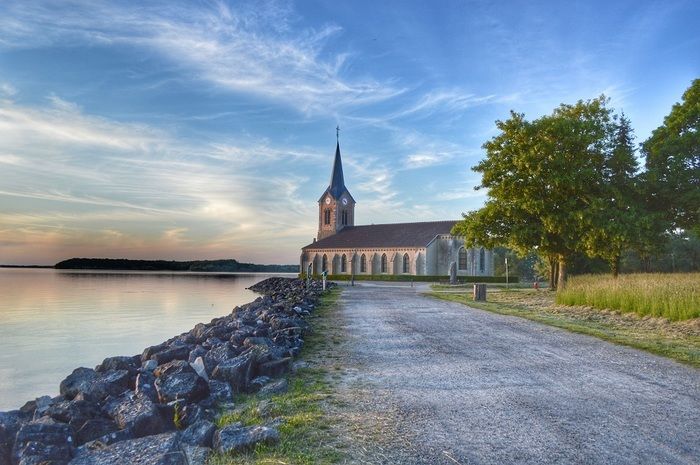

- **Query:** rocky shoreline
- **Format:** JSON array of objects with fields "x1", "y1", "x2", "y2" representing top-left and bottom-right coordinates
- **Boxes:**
[{"x1": 0, "y1": 277, "x2": 333, "y2": 465}]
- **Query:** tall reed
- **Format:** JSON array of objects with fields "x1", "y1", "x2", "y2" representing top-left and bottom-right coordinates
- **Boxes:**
[{"x1": 556, "y1": 273, "x2": 700, "y2": 321}]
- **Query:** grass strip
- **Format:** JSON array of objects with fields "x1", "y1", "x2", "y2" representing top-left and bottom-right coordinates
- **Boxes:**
[
  {"x1": 209, "y1": 287, "x2": 346, "y2": 465},
  {"x1": 427, "y1": 288, "x2": 700, "y2": 368}
]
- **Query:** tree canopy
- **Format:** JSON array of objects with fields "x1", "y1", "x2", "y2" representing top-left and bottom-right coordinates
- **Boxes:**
[{"x1": 455, "y1": 80, "x2": 700, "y2": 288}]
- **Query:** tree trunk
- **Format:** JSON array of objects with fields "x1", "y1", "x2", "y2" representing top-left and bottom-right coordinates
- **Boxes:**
[
  {"x1": 557, "y1": 256, "x2": 567, "y2": 291},
  {"x1": 610, "y1": 255, "x2": 620, "y2": 278},
  {"x1": 548, "y1": 256, "x2": 557, "y2": 290}
]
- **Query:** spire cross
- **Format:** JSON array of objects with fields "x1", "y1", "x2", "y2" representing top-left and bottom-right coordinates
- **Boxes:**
[{"x1": 336, "y1": 125, "x2": 340, "y2": 143}]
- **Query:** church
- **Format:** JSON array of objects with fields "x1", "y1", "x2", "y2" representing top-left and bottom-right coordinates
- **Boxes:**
[{"x1": 300, "y1": 141, "x2": 494, "y2": 277}]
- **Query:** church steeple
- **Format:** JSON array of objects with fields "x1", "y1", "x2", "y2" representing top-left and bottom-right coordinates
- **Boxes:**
[
  {"x1": 328, "y1": 142, "x2": 345, "y2": 199},
  {"x1": 317, "y1": 134, "x2": 355, "y2": 241}
]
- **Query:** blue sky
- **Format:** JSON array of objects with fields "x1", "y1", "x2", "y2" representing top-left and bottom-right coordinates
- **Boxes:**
[{"x1": 0, "y1": 0, "x2": 698, "y2": 265}]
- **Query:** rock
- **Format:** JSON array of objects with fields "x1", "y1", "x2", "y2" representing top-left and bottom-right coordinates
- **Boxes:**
[
  {"x1": 141, "y1": 359, "x2": 158, "y2": 372},
  {"x1": 243, "y1": 337, "x2": 273, "y2": 348},
  {"x1": 79, "y1": 428, "x2": 133, "y2": 450},
  {"x1": 177, "y1": 404, "x2": 213, "y2": 429},
  {"x1": 154, "y1": 361, "x2": 209, "y2": 404},
  {"x1": 31, "y1": 397, "x2": 55, "y2": 419},
  {"x1": 59, "y1": 368, "x2": 130, "y2": 401},
  {"x1": 135, "y1": 372, "x2": 158, "y2": 402},
  {"x1": 259, "y1": 379, "x2": 288, "y2": 396},
  {"x1": 180, "y1": 420, "x2": 216, "y2": 448},
  {"x1": 179, "y1": 444, "x2": 210, "y2": 465},
  {"x1": 187, "y1": 346, "x2": 207, "y2": 364},
  {"x1": 190, "y1": 358, "x2": 208, "y2": 382},
  {"x1": 249, "y1": 376, "x2": 271, "y2": 392},
  {"x1": 95, "y1": 356, "x2": 140, "y2": 374},
  {"x1": 150, "y1": 346, "x2": 190, "y2": 365},
  {"x1": 206, "y1": 380, "x2": 234, "y2": 405},
  {"x1": 211, "y1": 354, "x2": 253, "y2": 393},
  {"x1": 105, "y1": 394, "x2": 172, "y2": 438},
  {"x1": 74, "y1": 419, "x2": 119, "y2": 446},
  {"x1": 12, "y1": 421, "x2": 74, "y2": 465},
  {"x1": 69, "y1": 432, "x2": 185, "y2": 465},
  {"x1": 141, "y1": 343, "x2": 168, "y2": 363},
  {"x1": 201, "y1": 344, "x2": 237, "y2": 375},
  {"x1": 44, "y1": 399, "x2": 101, "y2": 430},
  {"x1": 0, "y1": 410, "x2": 31, "y2": 465},
  {"x1": 256, "y1": 358, "x2": 293, "y2": 378},
  {"x1": 213, "y1": 423, "x2": 279, "y2": 453}
]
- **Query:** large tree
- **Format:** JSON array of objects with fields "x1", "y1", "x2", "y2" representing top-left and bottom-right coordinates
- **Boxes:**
[
  {"x1": 454, "y1": 97, "x2": 616, "y2": 290},
  {"x1": 642, "y1": 79, "x2": 700, "y2": 235},
  {"x1": 582, "y1": 113, "x2": 644, "y2": 277}
]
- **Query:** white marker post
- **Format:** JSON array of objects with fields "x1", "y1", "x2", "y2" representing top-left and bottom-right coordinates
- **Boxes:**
[{"x1": 322, "y1": 270, "x2": 327, "y2": 291}]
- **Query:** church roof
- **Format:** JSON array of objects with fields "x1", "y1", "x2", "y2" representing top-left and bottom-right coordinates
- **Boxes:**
[{"x1": 302, "y1": 220, "x2": 459, "y2": 250}]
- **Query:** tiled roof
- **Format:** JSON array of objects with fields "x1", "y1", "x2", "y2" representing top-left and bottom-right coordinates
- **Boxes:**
[{"x1": 302, "y1": 220, "x2": 459, "y2": 250}]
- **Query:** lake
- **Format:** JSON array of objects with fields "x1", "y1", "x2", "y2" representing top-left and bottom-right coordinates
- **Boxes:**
[{"x1": 0, "y1": 268, "x2": 294, "y2": 411}]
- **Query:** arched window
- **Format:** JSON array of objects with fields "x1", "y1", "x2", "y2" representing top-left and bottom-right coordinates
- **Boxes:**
[
  {"x1": 341, "y1": 254, "x2": 347, "y2": 273},
  {"x1": 458, "y1": 247, "x2": 468, "y2": 270},
  {"x1": 341, "y1": 210, "x2": 347, "y2": 225},
  {"x1": 479, "y1": 248, "x2": 486, "y2": 273},
  {"x1": 360, "y1": 254, "x2": 366, "y2": 272},
  {"x1": 402, "y1": 253, "x2": 410, "y2": 273},
  {"x1": 324, "y1": 209, "x2": 331, "y2": 225},
  {"x1": 322, "y1": 254, "x2": 328, "y2": 272},
  {"x1": 381, "y1": 254, "x2": 387, "y2": 273}
]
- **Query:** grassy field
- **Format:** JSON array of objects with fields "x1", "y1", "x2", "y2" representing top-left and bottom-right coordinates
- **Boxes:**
[
  {"x1": 209, "y1": 287, "x2": 347, "y2": 465},
  {"x1": 556, "y1": 273, "x2": 700, "y2": 321},
  {"x1": 428, "y1": 287, "x2": 700, "y2": 367}
]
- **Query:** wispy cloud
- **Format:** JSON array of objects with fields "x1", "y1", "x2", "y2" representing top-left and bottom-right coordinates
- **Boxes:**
[
  {"x1": 0, "y1": 1, "x2": 403, "y2": 115},
  {"x1": 0, "y1": 96, "x2": 321, "y2": 263}
]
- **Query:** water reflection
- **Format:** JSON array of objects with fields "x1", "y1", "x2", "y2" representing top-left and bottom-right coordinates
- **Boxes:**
[{"x1": 0, "y1": 269, "x2": 293, "y2": 410}]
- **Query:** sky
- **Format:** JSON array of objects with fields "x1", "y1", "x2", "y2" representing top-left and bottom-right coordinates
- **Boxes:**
[{"x1": 0, "y1": 0, "x2": 698, "y2": 265}]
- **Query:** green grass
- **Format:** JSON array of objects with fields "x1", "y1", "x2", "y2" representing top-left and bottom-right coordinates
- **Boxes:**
[
  {"x1": 428, "y1": 287, "x2": 700, "y2": 367},
  {"x1": 557, "y1": 273, "x2": 700, "y2": 321},
  {"x1": 208, "y1": 288, "x2": 346, "y2": 465}
]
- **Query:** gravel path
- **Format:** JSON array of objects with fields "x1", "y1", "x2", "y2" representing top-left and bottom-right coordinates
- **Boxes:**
[{"x1": 333, "y1": 282, "x2": 700, "y2": 465}]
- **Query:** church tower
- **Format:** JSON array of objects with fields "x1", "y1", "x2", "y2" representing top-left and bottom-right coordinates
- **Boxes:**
[{"x1": 317, "y1": 141, "x2": 355, "y2": 241}]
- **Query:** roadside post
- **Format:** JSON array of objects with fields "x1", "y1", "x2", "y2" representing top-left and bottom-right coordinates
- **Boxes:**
[
  {"x1": 322, "y1": 270, "x2": 327, "y2": 291},
  {"x1": 505, "y1": 257, "x2": 509, "y2": 289}
]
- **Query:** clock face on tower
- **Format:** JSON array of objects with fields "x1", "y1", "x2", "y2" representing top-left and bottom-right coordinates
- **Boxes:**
[
  {"x1": 325, "y1": 197, "x2": 331, "y2": 204},
  {"x1": 342, "y1": 198, "x2": 348, "y2": 205}
]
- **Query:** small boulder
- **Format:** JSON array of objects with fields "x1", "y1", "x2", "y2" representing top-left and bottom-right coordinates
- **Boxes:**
[
  {"x1": 135, "y1": 371, "x2": 158, "y2": 402},
  {"x1": 259, "y1": 379, "x2": 289, "y2": 396},
  {"x1": 95, "y1": 355, "x2": 140, "y2": 374},
  {"x1": 211, "y1": 353, "x2": 253, "y2": 393},
  {"x1": 190, "y1": 358, "x2": 208, "y2": 382},
  {"x1": 45, "y1": 399, "x2": 101, "y2": 430},
  {"x1": 154, "y1": 361, "x2": 209, "y2": 404},
  {"x1": 256, "y1": 358, "x2": 293, "y2": 379},
  {"x1": 180, "y1": 420, "x2": 216, "y2": 448},
  {"x1": 74, "y1": 419, "x2": 119, "y2": 446},
  {"x1": 141, "y1": 359, "x2": 158, "y2": 372},
  {"x1": 150, "y1": 346, "x2": 190, "y2": 365},
  {"x1": 69, "y1": 432, "x2": 184, "y2": 465},
  {"x1": 213, "y1": 423, "x2": 279, "y2": 453},
  {"x1": 105, "y1": 394, "x2": 172, "y2": 438},
  {"x1": 59, "y1": 368, "x2": 130, "y2": 401},
  {"x1": 12, "y1": 421, "x2": 74, "y2": 465},
  {"x1": 206, "y1": 380, "x2": 234, "y2": 405}
]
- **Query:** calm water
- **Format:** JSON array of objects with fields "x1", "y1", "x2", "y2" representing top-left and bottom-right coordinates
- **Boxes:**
[{"x1": 0, "y1": 268, "x2": 294, "y2": 411}]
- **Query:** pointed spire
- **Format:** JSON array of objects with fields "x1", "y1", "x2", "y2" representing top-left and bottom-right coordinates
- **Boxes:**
[{"x1": 329, "y1": 141, "x2": 345, "y2": 198}]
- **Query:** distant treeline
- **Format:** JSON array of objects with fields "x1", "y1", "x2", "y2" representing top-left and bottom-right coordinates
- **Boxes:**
[{"x1": 54, "y1": 258, "x2": 299, "y2": 273}]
